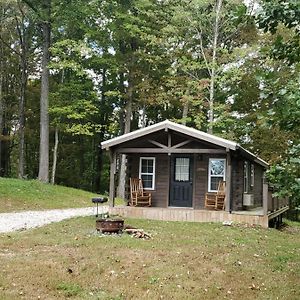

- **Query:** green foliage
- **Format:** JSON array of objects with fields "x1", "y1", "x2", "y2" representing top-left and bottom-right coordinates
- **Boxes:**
[
  {"x1": 258, "y1": 0, "x2": 300, "y2": 64},
  {"x1": 267, "y1": 144, "x2": 300, "y2": 207},
  {"x1": 0, "y1": 0, "x2": 297, "y2": 197}
]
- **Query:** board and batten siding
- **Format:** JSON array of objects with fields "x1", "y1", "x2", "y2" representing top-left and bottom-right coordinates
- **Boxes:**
[
  {"x1": 194, "y1": 155, "x2": 206, "y2": 209},
  {"x1": 128, "y1": 152, "x2": 264, "y2": 210},
  {"x1": 231, "y1": 157, "x2": 244, "y2": 211},
  {"x1": 253, "y1": 164, "x2": 264, "y2": 206},
  {"x1": 128, "y1": 154, "x2": 169, "y2": 207}
]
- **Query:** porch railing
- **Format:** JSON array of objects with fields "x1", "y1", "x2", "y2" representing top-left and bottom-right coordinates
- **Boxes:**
[{"x1": 263, "y1": 183, "x2": 289, "y2": 214}]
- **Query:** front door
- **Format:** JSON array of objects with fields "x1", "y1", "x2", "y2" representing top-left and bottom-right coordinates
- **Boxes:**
[{"x1": 169, "y1": 156, "x2": 193, "y2": 207}]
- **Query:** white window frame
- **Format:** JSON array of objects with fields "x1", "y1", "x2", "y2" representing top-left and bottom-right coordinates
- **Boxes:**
[
  {"x1": 250, "y1": 163, "x2": 254, "y2": 188},
  {"x1": 244, "y1": 161, "x2": 254, "y2": 193},
  {"x1": 139, "y1": 157, "x2": 156, "y2": 190},
  {"x1": 244, "y1": 161, "x2": 249, "y2": 193},
  {"x1": 208, "y1": 158, "x2": 226, "y2": 192}
]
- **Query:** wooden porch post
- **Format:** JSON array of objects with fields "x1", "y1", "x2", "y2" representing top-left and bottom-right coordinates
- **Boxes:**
[
  {"x1": 263, "y1": 180, "x2": 268, "y2": 215},
  {"x1": 109, "y1": 149, "x2": 116, "y2": 207},
  {"x1": 225, "y1": 150, "x2": 231, "y2": 212}
]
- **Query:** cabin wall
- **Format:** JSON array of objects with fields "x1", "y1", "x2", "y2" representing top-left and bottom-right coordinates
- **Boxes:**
[
  {"x1": 194, "y1": 155, "x2": 207, "y2": 209},
  {"x1": 231, "y1": 157, "x2": 244, "y2": 211},
  {"x1": 128, "y1": 154, "x2": 169, "y2": 207},
  {"x1": 253, "y1": 164, "x2": 264, "y2": 206},
  {"x1": 230, "y1": 158, "x2": 265, "y2": 211}
]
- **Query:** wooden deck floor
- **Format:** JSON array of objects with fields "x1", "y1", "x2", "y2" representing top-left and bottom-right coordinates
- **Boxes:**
[
  {"x1": 233, "y1": 207, "x2": 264, "y2": 216},
  {"x1": 109, "y1": 206, "x2": 270, "y2": 228}
]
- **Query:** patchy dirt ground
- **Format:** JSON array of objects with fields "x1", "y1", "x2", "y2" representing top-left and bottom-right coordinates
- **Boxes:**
[{"x1": 0, "y1": 206, "x2": 108, "y2": 233}]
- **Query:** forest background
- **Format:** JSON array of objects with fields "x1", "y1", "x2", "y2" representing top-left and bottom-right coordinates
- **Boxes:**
[{"x1": 0, "y1": 0, "x2": 299, "y2": 206}]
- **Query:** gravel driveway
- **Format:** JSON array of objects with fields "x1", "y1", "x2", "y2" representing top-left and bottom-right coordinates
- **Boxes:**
[{"x1": 0, "y1": 206, "x2": 109, "y2": 233}]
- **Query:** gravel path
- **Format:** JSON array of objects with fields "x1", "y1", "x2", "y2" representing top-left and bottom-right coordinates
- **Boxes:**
[{"x1": 0, "y1": 206, "x2": 109, "y2": 233}]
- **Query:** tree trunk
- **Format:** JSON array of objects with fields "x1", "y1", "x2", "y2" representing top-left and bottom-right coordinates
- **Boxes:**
[
  {"x1": 208, "y1": 0, "x2": 222, "y2": 134},
  {"x1": 38, "y1": 0, "x2": 50, "y2": 183},
  {"x1": 50, "y1": 69, "x2": 64, "y2": 185},
  {"x1": 0, "y1": 50, "x2": 3, "y2": 176},
  {"x1": 94, "y1": 68, "x2": 107, "y2": 193},
  {"x1": 50, "y1": 127, "x2": 58, "y2": 184},
  {"x1": 182, "y1": 95, "x2": 189, "y2": 125},
  {"x1": 18, "y1": 49, "x2": 27, "y2": 178},
  {"x1": 0, "y1": 12, "x2": 3, "y2": 176},
  {"x1": 16, "y1": 3, "x2": 30, "y2": 179},
  {"x1": 118, "y1": 71, "x2": 133, "y2": 199}
]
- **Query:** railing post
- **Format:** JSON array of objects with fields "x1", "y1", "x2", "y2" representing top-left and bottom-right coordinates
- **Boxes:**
[
  {"x1": 263, "y1": 182, "x2": 268, "y2": 215},
  {"x1": 225, "y1": 150, "x2": 231, "y2": 212}
]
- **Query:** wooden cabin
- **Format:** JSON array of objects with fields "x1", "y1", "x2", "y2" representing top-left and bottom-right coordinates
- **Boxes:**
[{"x1": 101, "y1": 120, "x2": 288, "y2": 228}]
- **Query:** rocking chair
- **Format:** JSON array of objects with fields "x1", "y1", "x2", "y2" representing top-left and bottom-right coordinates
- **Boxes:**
[
  {"x1": 129, "y1": 178, "x2": 152, "y2": 206},
  {"x1": 205, "y1": 181, "x2": 226, "y2": 210}
]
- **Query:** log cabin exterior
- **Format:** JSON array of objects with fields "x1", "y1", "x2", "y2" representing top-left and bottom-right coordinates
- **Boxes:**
[{"x1": 101, "y1": 120, "x2": 288, "y2": 228}]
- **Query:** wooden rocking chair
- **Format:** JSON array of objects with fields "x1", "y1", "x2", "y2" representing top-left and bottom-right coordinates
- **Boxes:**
[
  {"x1": 205, "y1": 181, "x2": 226, "y2": 210},
  {"x1": 129, "y1": 178, "x2": 152, "y2": 206}
]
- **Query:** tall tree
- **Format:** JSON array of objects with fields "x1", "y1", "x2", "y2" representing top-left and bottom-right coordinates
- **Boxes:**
[
  {"x1": 22, "y1": 0, "x2": 51, "y2": 182},
  {"x1": 38, "y1": 0, "x2": 51, "y2": 182},
  {"x1": 0, "y1": 7, "x2": 3, "y2": 176},
  {"x1": 15, "y1": 2, "x2": 34, "y2": 178}
]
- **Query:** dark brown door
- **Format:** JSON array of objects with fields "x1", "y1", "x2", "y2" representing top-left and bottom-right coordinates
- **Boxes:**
[{"x1": 169, "y1": 156, "x2": 193, "y2": 207}]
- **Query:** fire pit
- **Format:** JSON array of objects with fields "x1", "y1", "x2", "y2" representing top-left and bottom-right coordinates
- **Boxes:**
[{"x1": 96, "y1": 218, "x2": 124, "y2": 233}]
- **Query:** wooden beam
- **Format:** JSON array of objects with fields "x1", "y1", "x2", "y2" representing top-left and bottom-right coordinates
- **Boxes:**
[
  {"x1": 109, "y1": 150, "x2": 116, "y2": 207},
  {"x1": 268, "y1": 205, "x2": 289, "y2": 220},
  {"x1": 168, "y1": 132, "x2": 172, "y2": 156},
  {"x1": 172, "y1": 140, "x2": 192, "y2": 149},
  {"x1": 225, "y1": 151, "x2": 231, "y2": 212},
  {"x1": 148, "y1": 139, "x2": 167, "y2": 149},
  {"x1": 117, "y1": 148, "x2": 226, "y2": 154}
]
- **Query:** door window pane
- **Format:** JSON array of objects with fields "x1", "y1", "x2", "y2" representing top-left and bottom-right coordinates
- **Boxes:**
[{"x1": 175, "y1": 158, "x2": 190, "y2": 181}]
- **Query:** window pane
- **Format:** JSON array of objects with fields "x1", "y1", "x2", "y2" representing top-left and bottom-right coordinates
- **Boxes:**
[
  {"x1": 175, "y1": 158, "x2": 189, "y2": 181},
  {"x1": 141, "y1": 159, "x2": 153, "y2": 173},
  {"x1": 211, "y1": 177, "x2": 222, "y2": 191},
  {"x1": 141, "y1": 174, "x2": 153, "y2": 189},
  {"x1": 140, "y1": 158, "x2": 155, "y2": 189},
  {"x1": 210, "y1": 160, "x2": 225, "y2": 176}
]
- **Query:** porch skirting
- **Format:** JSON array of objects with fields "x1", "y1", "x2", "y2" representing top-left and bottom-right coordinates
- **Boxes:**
[{"x1": 109, "y1": 206, "x2": 269, "y2": 228}]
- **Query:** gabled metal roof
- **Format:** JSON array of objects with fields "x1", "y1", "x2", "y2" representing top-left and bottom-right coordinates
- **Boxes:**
[{"x1": 101, "y1": 120, "x2": 268, "y2": 168}]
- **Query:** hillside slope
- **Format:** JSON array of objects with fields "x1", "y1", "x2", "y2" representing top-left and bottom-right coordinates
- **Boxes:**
[{"x1": 0, "y1": 178, "x2": 100, "y2": 213}]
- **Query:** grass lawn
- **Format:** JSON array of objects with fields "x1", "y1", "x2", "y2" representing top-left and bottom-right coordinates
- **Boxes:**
[
  {"x1": 0, "y1": 218, "x2": 299, "y2": 300},
  {"x1": 0, "y1": 178, "x2": 112, "y2": 213}
]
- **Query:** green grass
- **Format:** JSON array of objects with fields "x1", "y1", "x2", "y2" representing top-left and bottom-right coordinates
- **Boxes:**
[
  {"x1": 0, "y1": 217, "x2": 299, "y2": 299},
  {"x1": 0, "y1": 178, "x2": 102, "y2": 212}
]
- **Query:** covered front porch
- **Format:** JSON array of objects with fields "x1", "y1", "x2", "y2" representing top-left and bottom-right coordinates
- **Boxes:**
[
  {"x1": 109, "y1": 206, "x2": 270, "y2": 227},
  {"x1": 110, "y1": 195, "x2": 289, "y2": 228}
]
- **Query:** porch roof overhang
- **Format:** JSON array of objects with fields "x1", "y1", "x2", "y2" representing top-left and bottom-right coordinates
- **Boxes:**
[{"x1": 101, "y1": 120, "x2": 268, "y2": 168}]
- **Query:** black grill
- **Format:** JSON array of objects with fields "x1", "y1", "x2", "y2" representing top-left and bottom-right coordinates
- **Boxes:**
[{"x1": 92, "y1": 197, "x2": 108, "y2": 217}]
